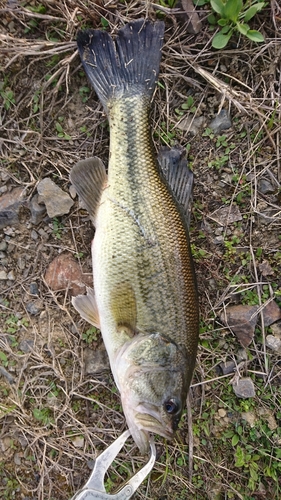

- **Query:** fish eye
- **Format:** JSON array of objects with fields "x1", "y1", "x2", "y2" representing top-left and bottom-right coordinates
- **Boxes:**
[{"x1": 164, "y1": 398, "x2": 180, "y2": 415}]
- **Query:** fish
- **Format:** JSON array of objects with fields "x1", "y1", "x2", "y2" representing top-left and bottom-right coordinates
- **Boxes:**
[{"x1": 70, "y1": 19, "x2": 199, "y2": 454}]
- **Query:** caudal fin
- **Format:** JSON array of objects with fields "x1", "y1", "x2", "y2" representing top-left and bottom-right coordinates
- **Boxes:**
[{"x1": 77, "y1": 19, "x2": 165, "y2": 112}]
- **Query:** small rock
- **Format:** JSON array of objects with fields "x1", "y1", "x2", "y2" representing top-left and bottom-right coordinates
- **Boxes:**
[
  {"x1": 259, "y1": 260, "x2": 274, "y2": 276},
  {"x1": 210, "y1": 204, "x2": 242, "y2": 226},
  {"x1": 241, "y1": 411, "x2": 256, "y2": 427},
  {"x1": 0, "y1": 365, "x2": 15, "y2": 384},
  {"x1": 26, "y1": 300, "x2": 43, "y2": 315},
  {"x1": 262, "y1": 300, "x2": 281, "y2": 326},
  {"x1": 232, "y1": 377, "x2": 255, "y2": 399},
  {"x1": 209, "y1": 110, "x2": 232, "y2": 134},
  {"x1": 0, "y1": 240, "x2": 7, "y2": 251},
  {"x1": 213, "y1": 235, "x2": 224, "y2": 245},
  {"x1": 72, "y1": 436, "x2": 84, "y2": 448},
  {"x1": 45, "y1": 252, "x2": 92, "y2": 296},
  {"x1": 7, "y1": 270, "x2": 15, "y2": 280},
  {"x1": 37, "y1": 178, "x2": 74, "y2": 218},
  {"x1": 270, "y1": 322, "x2": 281, "y2": 337},
  {"x1": 258, "y1": 179, "x2": 275, "y2": 195},
  {"x1": 218, "y1": 360, "x2": 236, "y2": 375},
  {"x1": 14, "y1": 453, "x2": 22, "y2": 465},
  {"x1": 30, "y1": 282, "x2": 39, "y2": 295},
  {"x1": 69, "y1": 184, "x2": 77, "y2": 199},
  {"x1": 218, "y1": 408, "x2": 226, "y2": 418},
  {"x1": 0, "y1": 251, "x2": 6, "y2": 259},
  {"x1": 236, "y1": 348, "x2": 247, "y2": 363},
  {"x1": 29, "y1": 193, "x2": 47, "y2": 225},
  {"x1": 266, "y1": 335, "x2": 281, "y2": 353},
  {"x1": 0, "y1": 270, "x2": 7, "y2": 280},
  {"x1": 31, "y1": 229, "x2": 38, "y2": 240},
  {"x1": 0, "y1": 185, "x2": 8, "y2": 195},
  {"x1": 19, "y1": 339, "x2": 34, "y2": 353},
  {"x1": 17, "y1": 257, "x2": 25, "y2": 270},
  {"x1": 176, "y1": 114, "x2": 205, "y2": 135},
  {"x1": 84, "y1": 347, "x2": 110, "y2": 375},
  {"x1": 0, "y1": 187, "x2": 26, "y2": 229},
  {"x1": 220, "y1": 305, "x2": 258, "y2": 347}
]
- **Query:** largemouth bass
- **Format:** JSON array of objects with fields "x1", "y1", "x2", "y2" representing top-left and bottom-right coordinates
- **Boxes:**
[{"x1": 70, "y1": 19, "x2": 199, "y2": 454}]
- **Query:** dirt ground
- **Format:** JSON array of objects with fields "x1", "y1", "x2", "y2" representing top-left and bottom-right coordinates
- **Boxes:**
[{"x1": 0, "y1": 1, "x2": 281, "y2": 499}]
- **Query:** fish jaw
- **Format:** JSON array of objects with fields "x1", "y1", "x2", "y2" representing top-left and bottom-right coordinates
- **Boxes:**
[{"x1": 113, "y1": 332, "x2": 191, "y2": 454}]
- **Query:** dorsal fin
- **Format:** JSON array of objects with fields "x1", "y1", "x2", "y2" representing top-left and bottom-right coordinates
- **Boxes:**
[{"x1": 158, "y1": 146, "x2": 193, "y2": 226}]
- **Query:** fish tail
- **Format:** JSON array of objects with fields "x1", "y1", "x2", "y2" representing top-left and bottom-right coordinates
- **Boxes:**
[{"x1": 76, "y1": 19, "x2": 165, "y2": 112}]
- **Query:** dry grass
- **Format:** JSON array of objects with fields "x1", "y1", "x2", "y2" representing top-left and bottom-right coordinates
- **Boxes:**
[{"x1": 0, "y1": 1, "x2": 281, "y2": 499}]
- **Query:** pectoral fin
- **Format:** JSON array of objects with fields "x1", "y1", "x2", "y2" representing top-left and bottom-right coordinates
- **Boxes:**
[
  {"x1": 158, "y1": 146, "x2": 193, "y2": 227},
  {"x1": 110, "y1": 282, "x2": 137, "y2": 338},
  {"x1": 72, "y1": 287, "x2": 100, "y2": 328},
  {"x1": 70, "y1": 157, "x2": 107, "y2": 223}
]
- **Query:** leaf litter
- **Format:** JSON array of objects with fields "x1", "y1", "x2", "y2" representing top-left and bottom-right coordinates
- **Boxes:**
[{"x1": 0, "y1": 1, "x2": 281, "y2": 499}]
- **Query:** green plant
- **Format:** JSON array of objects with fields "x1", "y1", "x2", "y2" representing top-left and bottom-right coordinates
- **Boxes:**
[
  {"x1": 52, "y1": 217, "x2": 64, "y2": 239},
  {"x1": 0, "y1": 80, "x2": 15, "y2": 111},
  {"x1": 208, "y1": 0, "x2": 265, "y2": 49},
  {"x1": 82, "y1": 326, "x2": 99, "y2": 344},
  {"x1": 55, "y1": 117, "x2": 71, "y2": 140},
  {"x1": 79, "y1": 86, "x2": 90, "y2": 103}
]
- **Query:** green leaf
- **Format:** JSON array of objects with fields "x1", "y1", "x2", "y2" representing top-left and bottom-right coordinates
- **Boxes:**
[
  {"x1": 221, "y1": 25, "x2": 231, "y2": 34},
  {"x1": 236, "y1": 22, "x2": 249, "y2": 35},
  {"x1": 246, "y1": 30, "x2": 264, "y2": 42},
  {"x1": 212, "y1": 31, "x2": 233, "y2": 49},
  {"x1": 55, "y1": 122, "x2": 63, "y2": 133},
  {"x1": 244, "y1": 3, "x2": 265, "y2": 22},
  {"x1": 210, "y1": 0, "x2": 225, "y2": 16},
  {"x1": 224, "y1": 0, "x2": 243, "y2": 22},
  {"x1": 0, "y1": 351, "x2": 8, "y2": 363},
  {"x1": 232, "y1": 434, "x2": 240, "y2": 446},
  {"x1": 207, "y1": 13, "x2": 217, "y2": 25},
  {"x1": 217, "y1": 18, "x2": 228, "y2": 26}
]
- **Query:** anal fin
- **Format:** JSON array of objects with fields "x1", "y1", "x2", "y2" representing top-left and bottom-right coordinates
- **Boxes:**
[
  {"x1": 72, "y1": 287, "x2": 100, "y2": 329},
  {"x1": 70, "y1": 157, "x2": 107, "y2": 223},
  {"x1": 158, "y1": 146, "x2": 193, "y2": 227}
]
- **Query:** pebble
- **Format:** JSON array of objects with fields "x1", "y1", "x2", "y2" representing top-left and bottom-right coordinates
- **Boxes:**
[
  {"x1": 258, "y1": 179, "x2": 275, "y2": 195},
  {"x1": 271, "y1": 322, "x2": 281, "y2": 336},
  {"x1": 14, "y1": 453, "x2": 22, "y2": 466},
  {"x1": 218, "y1": 360, "x2": 236, "y2": 375},
  {"x1": 29, "y1": 193, "x2": 47, "y2": 225},
  {"x1": 176, "y1": 115, "x2": 205, "y2": 135},
  {"x1": 0, "y1": 187, "x2": 26, "y2": 229},
  {"x1": 209, "y1": 109, "x2": 232, "y2": 134},
  {"x1": 72, "y1": 436, "x2": 84, "y2": 449},
  {"x1": 26, "y1": 300, "x2": 43, "y2": 315},
  {"x1": 220, "y1": 305, "x2": 258, "y2": 347},
  {"x1": 232, "y1": 377, "x2": 255, "y2": 398},
  {"x1": 30, "y1": 282, "x2": 39, "y2": 295},
  {"x1": 37, "y1": 178, "x2": 74, "y2": 218},
  {"x1": 19, "y1": 339, "x2": 34, "y2": 353},
  {"x1": 0, "y1": 240, "x2": 7, "y2": 251},
  {"x1": 31, "y1": 229, "x2": 38, "y2": 240},
  {"x1": 262, "y1": 300, "x2": 281, "y2": 326},
  {"x1": 7, "y1": 270, "x2": 15, "y2": 280},
  {"x1": 218, "y1": 408, "x2": 227, "y2": 418},
  {"x1": 0, "y1": 251, "x2": 6, "y2": 259},
  {"x1": 45, "y1": 252, "x2": 92, "y2": 296},
  {"x1": 84, "y1": 347, "x2": 110, "y2": 375},
  {"x1": 17, "y1": 256, "x2": 25, "y2": 270},
  {"x1": 210, "y1": 204, "x2": 242, "y2": 226},
  {"x1": 266, "y1": 335, "x2": 281, "y2": 353},
  {"x1": 0, "y1": 270, "x2": 7, "y2": 280}
]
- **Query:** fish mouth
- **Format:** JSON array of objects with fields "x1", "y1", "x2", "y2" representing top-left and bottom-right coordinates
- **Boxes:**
[{"x1": 135, "y1": 412, "x2": 174, "y2": 440}]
